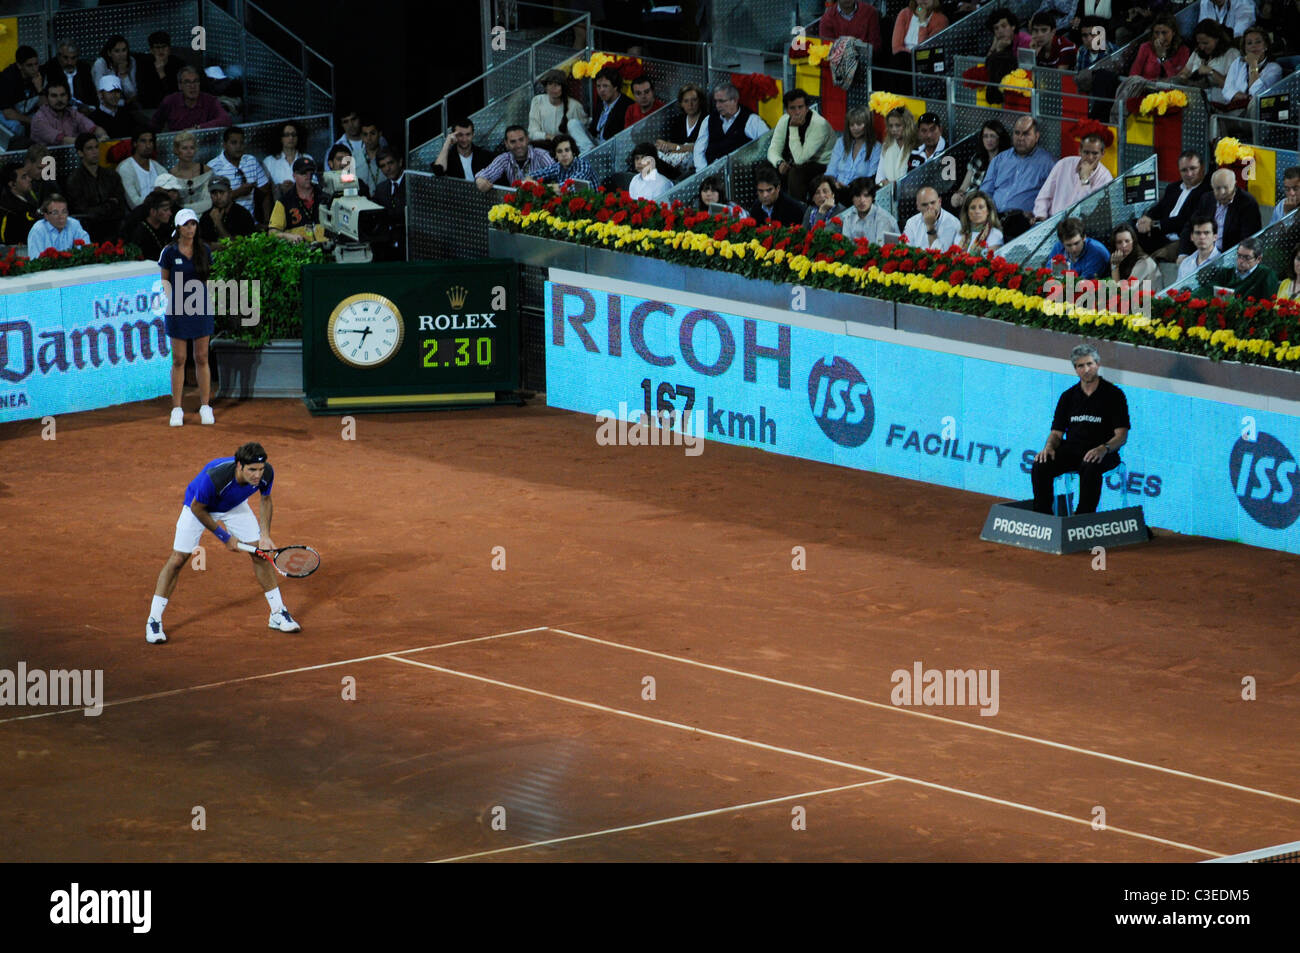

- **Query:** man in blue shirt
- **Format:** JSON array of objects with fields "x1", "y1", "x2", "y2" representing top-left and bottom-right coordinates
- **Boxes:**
[
  {"x1": 26, "y1": 194, "x2": 90, "y2": 257},
  {"x1": 146, "y1": 442, "x2": 301, "y2": 643},
  {"x1": 1045, "y1": 217, "x2": 1110, "y2": 281},
  {"x1": 979, "y1": 115, "x2": 1055, "y2": 239}
]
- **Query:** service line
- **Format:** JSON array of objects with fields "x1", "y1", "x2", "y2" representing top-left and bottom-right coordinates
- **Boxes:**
[
  {"x1": 548, "y1": 627, "x2": 1300, "y2": 806},
  {"x1": 386, "y1": 655, "x2": 1224, "y2": 859}
]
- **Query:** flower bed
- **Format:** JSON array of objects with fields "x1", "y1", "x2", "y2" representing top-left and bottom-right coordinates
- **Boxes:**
[
  {"x1": 0, "y1": 240, "x2": 141, "y2": 278},
  {"x1": 489, "y1": 183, "x2": 1300, "y2": 368}
]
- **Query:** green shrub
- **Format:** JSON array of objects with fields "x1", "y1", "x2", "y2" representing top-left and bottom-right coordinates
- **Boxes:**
[{"x1": 210, "y1": 234, "x2": 325, "y2": 346}]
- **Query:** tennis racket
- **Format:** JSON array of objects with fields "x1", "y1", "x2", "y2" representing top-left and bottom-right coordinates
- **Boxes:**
[{"x1": 236, "y1": 542, "x2": 321, "y2": 578}]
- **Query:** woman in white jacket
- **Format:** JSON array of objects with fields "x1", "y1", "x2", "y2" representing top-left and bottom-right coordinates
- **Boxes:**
[{"x1": 528, "y1": 69, "x2": 595, "y2": 155}]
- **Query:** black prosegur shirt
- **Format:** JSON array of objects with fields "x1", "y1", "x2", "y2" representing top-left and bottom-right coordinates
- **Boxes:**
[{"x1": 1050, "y1": 377, "x2": 1131, "y2": 454}]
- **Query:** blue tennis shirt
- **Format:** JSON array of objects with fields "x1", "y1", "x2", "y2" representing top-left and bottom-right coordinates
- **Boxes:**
[{"x1": 184, "y1": 457, "x2": 275, "y2": 512}]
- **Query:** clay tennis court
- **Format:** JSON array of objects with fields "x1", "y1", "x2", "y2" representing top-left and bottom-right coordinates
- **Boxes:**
[{"x1": 1, "y1": 395, "x2": 1297, "y2": 862}]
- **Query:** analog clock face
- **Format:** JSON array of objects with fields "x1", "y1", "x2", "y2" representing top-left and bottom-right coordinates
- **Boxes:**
[{"x1": 327, "y1": 294, "x2": 405, "y2": 368}]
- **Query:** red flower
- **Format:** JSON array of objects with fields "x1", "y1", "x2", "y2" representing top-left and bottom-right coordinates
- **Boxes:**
[
  {"x1": 739, "y1": 217, "x2": 757, "y2": 228},
  {"x1": 713, "y1": 227, "x2": 729, "y2": 241},
  {"x1": 882, "y1": 261, "x2": 899, "y2": 273},
  {"x1": 899, "y1": 259, "x2": 914, "y2": 272},
  {"x1": 611, "y1": 210, "x2": 627, "y2": 224},
  {"x1": 1217, "y1": 314, "x2": 1227, "y2": 329},
  {"x1": 972, "y1": 266, "x2": 991, "y2": 282},
  {"x1": 949, "y1": 269, "x2": 967, "y2": 284},
  {"x1": 761, "y1": 236, "x2": 773, "y2": 249},
  {"x1": 604, "y1": 192, "x2": 618, "y2": 207},
  {"x1": 933, "y1": 263, "x2": 948, "y2": 277},
  {"x1": 521, "y1": 202, "x2": 533, "y2": 215},
  {"x1": 596, "y1": 209, "x2": 612, "y2": 222},
  {"x1": 1197, "y1": 314, "x2": 1207, "y2": 327}
]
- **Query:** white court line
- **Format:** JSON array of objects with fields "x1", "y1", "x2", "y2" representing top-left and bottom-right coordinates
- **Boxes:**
[
  {"x1": 432, "y1": 779, "x2": 895, "y2": 863},
  {"x1": 548, "y1": 627, "x2": 1300, "y2": 806},
  {"x1": 386, "y1": 655, "x2": 1224, "y2": 858},
  {"x1": 0, "y1": 626, "x2": 548, "y2": 725}
]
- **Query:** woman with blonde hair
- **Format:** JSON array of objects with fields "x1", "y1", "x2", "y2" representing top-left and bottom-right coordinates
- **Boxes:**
[
  {"x1": 168, "y1": 131, "x2": 213, "y2": 214},
  {"x1": 958, "y1": 190, "x2": 1004, "y2": 252},
  {"x1": 875, "y1": 107, "x2": 917, "y2": 188}
]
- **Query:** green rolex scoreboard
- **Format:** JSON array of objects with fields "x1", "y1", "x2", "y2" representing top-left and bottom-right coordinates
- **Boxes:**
[{"x1": 301, "y1": 259, "x2": 521, "y2": 412}]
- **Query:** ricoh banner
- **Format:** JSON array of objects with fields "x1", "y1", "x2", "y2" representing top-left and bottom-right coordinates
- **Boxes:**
[
  {"x1": 0, "y1": 270, "x2": 170, "y2": 423},
  {"x1": 545, "y1": 277, "x2": 1300, "y2": 556}
]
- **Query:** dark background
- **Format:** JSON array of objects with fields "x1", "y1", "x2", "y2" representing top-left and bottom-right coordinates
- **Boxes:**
[{"x1": 256, "y1": 0, "x2": 489, "y2": 154}]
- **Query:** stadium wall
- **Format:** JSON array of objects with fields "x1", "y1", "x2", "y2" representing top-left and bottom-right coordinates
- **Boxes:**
[
  {"x1": 541, "y1": 264, "x2": 1300, "y2": 555},
  {"x1": 1, "y1": 263, "x2": 170, "y2": 423}
]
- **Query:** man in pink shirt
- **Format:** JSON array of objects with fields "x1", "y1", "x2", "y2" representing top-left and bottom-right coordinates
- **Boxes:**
[
  {"x1": 818, "y1": 0, "x2": 885, "y2": 57},
  {"x1": 151, "y1": 66, "x2": 232, "y2": 132},
  {"x1": 1032, "y1": 132, "x2": 1111, "y2": 222},
  {"x1": 30, "y1": 80, "x2": 106, "y2": 146}
]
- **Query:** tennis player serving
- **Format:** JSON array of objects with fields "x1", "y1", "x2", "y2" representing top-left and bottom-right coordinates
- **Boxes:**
[{"x1": 146, "y1": 441, "x2": 302, "y2": 643}]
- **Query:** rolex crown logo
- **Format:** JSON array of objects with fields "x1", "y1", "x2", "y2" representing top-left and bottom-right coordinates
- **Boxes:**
[{"x1": 446, "y1": 285, "x2": 469, "y2": 310}]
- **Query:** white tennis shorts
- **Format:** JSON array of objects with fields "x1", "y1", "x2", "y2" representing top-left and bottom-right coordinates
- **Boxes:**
[{"x1": 172, "y1": 501, "x2": 260, "y2": 553}]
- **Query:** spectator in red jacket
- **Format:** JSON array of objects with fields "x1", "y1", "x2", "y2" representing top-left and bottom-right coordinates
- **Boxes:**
[
  {"x1": 818, "y1": 0, "x2": 885, "y2": 57},
  {"x1": 1128, "y1": 14, "x2": 1191, "y2": 79},
  {"x1": 893, "y1": 0, "x2": 949, "y2": 57}
]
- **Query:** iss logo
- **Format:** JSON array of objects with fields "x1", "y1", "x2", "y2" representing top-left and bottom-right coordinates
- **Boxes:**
[
  {"x1": 808, "y1": 356, "x2": 874, "y2": 447},
  {"x1": 1229, "y1": 432, "x2": 1300, "y2": 529}
]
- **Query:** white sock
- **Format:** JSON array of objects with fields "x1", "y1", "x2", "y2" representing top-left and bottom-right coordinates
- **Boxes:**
[
  {"x1": 264, "y1": 588, "x2": 285, "y2": 614},
  {"x1": 150, "y1": 595, "x2": 168, "y2": 621}
]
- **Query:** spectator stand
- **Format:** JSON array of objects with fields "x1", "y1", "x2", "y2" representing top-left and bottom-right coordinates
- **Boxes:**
[
  {"x1": 406, "y1": 14, "x2": 590, "y2": 173},
  {"x1": 3, "y1": 0, "x2": 332, "y2": 128},
  {"x1": 204, "y1": 0, "x2": 334, "y2": 120},
  {"x1": 709, "y1": 0, "x2": 804, "y2": 55},
  {"x1": 913, "y1": 0, "x2": 1041, "y2": 103},
  {"x1": 484, "y1": 6, "x2": 592, "y2": 103},
  {"x1": 997, "y1": 153, "x2": 1157, "y2": 267},
  {"x1": 1114, "y1": 80, "x2": 1210, "y2": 179},
  {"x1": 1, "y1": 112, "x2": 335, "y2": 183},
  {"x1": 1241, "y1": 72, "x2": 1300, "y2": 153},
  {"x1": 405, "y1": 44, "x2": 717, "y2": 261},
  {"x1": 1167, "y1": 206, "x2": 1300, "y2": 295}
]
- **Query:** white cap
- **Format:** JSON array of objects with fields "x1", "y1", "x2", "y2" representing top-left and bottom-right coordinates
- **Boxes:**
[
  {"x1": 97, "y1": 75, "x2": 122, "y2": 93},
  {"x1": 174, "y1": 208, "x2": 199, "y2": 228}
]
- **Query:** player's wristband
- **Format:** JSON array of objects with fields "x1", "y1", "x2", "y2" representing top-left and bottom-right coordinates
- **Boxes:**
[{"x1": 214, "y1": 527, "x2": 231, "y2": 543}]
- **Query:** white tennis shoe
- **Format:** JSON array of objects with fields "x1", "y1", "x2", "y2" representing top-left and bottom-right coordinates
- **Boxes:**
[
  {"x1": 146, "y1": 618, "x2": 168, "y2": 643},
  {"x1": 199, "y1": 405, "x2": 215, "y2": 425},
  {"x1": 268, "y1": 610, "x2": 302, "y2": 633},
  {"x1": 169, "y1": 407, "x2": 184, "y2": 427}
]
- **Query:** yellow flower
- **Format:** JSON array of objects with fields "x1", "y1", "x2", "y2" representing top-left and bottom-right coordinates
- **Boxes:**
[
  {"x1": 1000, "y1": 68, "x2": 1033, "y2": 92},
  {"x1": 869, "y1": 91, "x2": 908, "y2": 116},
  {"x1": 1214, "y1": 137, "x2": 1254, "y2": 166}
]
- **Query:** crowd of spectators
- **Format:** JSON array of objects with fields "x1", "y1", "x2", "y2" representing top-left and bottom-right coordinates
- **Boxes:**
[{"x1": 5, "y1": 0, "x2": 1298, "y2": 304}]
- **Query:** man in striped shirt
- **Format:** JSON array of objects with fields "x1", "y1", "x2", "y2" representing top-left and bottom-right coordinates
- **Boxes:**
[
  {"x1": 475, "y1": 126, "x2": 553, "y2": 192},
  {"x1": 207, "y1": 125, "x2": 272, "y2": 222}
]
